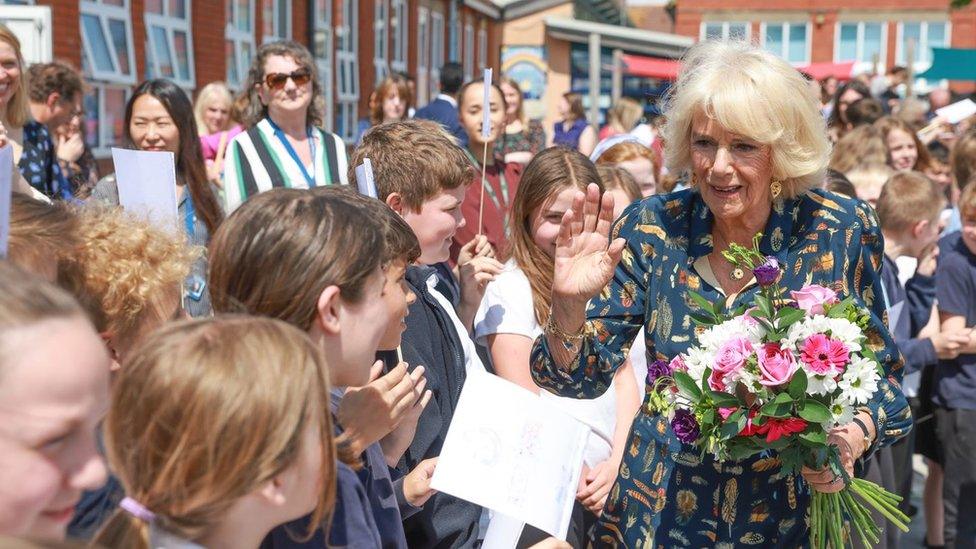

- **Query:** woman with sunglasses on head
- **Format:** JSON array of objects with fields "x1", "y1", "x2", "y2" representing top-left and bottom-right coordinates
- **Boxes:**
[{"x1": 223, "y1": 41, "x2": 348, "y2": 212}]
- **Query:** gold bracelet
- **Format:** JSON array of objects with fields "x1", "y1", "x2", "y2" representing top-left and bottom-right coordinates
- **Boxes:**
[{"x1": 543, "y1": 312, "x2": 586, "y2": 342}]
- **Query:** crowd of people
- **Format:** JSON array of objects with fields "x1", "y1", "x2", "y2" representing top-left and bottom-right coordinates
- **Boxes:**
[{"x1": 2, "y1": 21, "x2": 976, "y2": 549}]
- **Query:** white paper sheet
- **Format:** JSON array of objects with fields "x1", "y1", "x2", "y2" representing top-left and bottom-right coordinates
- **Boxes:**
[
  {"x1": 936, "y1": 98, "x2": 976, "y2": 125},
  {"x1": 355, "y1": 158, "x2": 377, "y2": 198},
  {"x1": 482, "y1": 68, "x2": 493, "y2": 138},
  {"x1": 0, "y1": 146, "x2": 12, "y2": 257},
  {"x1": 482, "y1": 512, "x2": 525, "y2": 549},
  {"x1": 111, "y1": 148, "x2": 178, "y2": 231},
  {"x1": 430, "y1": 372, "x2": 588, "y2": 540}
]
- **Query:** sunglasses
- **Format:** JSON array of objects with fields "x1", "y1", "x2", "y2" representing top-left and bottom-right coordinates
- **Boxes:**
[{"x1": 264, "y1": 69, "x2": 312, "y2": 90}]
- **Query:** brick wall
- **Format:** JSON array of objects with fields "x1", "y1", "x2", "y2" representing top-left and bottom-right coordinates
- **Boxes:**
[
  {"x1": 192, "y1": 0, "x2": 225, "y2": 89},
  {"x1": 36, "y1": 0, "x2": 81, "y2": 67}
]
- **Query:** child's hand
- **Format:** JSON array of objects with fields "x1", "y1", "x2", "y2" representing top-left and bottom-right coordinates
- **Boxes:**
[
  {"x1": 916, "y1": 243, "x2": 940, "y2": 277},
  {"x1": 380, "y1": 374, "x2": 433, "y2": 467},
  {"x1": 576, "y1": 458, "x2": 620, "y2": 513},
  {"x1": 932, "y1": 328, "x2": 972, "y2": 360},
  {"x1": 404, "y1": 457, "x2": 438, "y2": 507},
  {"x1": 458, "y1": 236, "x2": 502, "y2": 302},
  {"x1": 337, "y1": 362, "x2": 425, "y2": 454},
  {"x1": 458, "y1": 234, "x2": 495, "y2": 264}
]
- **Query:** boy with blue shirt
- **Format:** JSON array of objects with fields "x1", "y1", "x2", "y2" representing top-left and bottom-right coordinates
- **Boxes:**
[{"x1": 935, "y1": 182, "x2": 976, "y2": 549}]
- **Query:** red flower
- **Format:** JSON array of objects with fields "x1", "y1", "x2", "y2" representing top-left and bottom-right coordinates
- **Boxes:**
[
  {"x1": 738, "y1": 409, "x2": 761, "y2": 436},
  {"x1": 755, "y1": 417, "x2": 808, "y2": 443}
]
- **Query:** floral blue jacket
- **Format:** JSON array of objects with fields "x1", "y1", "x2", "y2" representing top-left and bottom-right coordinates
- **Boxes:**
[{"x1": 531, "y1": 187, "x2": 911, "y2": 548}]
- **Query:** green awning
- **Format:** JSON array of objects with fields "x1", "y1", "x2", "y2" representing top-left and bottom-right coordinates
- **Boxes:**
[{"x1": 918, "y1": 47, "x2": 976, "y2": 81}]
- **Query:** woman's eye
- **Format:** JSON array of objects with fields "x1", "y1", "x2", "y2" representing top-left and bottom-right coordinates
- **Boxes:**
[
  {"x1": 733, "y1": 143, "x2": 757, "y2": 152},
  {"x1": 693, "y1": 139, "x2": 714, "y2": 147}
]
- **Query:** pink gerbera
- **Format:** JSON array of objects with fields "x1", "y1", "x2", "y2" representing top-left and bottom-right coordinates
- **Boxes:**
[{"x1": 801, "y1": 333, "x2": 850, "y2": 375}]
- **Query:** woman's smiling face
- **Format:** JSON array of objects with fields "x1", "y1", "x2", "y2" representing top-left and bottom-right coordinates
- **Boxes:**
[{"x1": 690, "y1": 112, "x2": 774, "y2": 222}]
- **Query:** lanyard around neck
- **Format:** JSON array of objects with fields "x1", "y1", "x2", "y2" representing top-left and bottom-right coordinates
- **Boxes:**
[
  {"x1": 464, "y1": 149, "x2": 511, "y2": 235},
  {"x1": 266, "y1": 117, "x2": 316, "y2": 187}
]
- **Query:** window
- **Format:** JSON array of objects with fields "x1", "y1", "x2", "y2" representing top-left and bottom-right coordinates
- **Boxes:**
[
  {"x1": 416, "y1": 7, "x2": 429, "y2": 106},
  {"x1": 836, "y1": 22, "x2": 885, "y2": 70},
  {"x1": 700, "y1": 21, "x2": 749, "y2": 42},
  {"x1": 897, "y1": 21, "x2": 949, "y2": 68},
  {"x1": 144, "y1": 0, "x2": 194, "y2": 87},
  {"x1": 312, "y1": 0, "x2": 333, "y2": 131},
  {"x1": 463, "y1": 22, "x2": 473, "y2": 80},
  {"x1": 226, "y1": 0, "x2": 255, "y2": 88},
  {"x1": 762, "y1": 22, "x2": 809, "y2": 65},
  {"x1": 84, "y1": 84, "x2": 130, "y2": 155},
  {"x1": 430, "y1": 11, "x2": 445, "y2": 100},
  {"x1": 477, "y1": 25, "x2": 487, "y2": 70},
  {"x1": 261, "y1": 0, "x2": 290, "y2": 42},
  {"x1": 336, "y1": 0, "x2": 359, "y2": 142},
  {"x1": 390, "y1": 0, "x2": 407, "y2": 74},
  {"x1": 80, "y1": 0, "x2": 136, "y2": 84},
  {"x1": 374, "y1": 0, "x2": 388, "y2": 82}
]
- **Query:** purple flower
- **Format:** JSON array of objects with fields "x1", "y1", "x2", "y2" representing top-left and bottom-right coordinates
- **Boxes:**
[
  {"x1": 646, "y1": 359, "x2": 672, "y2": 386},
  {"x1": 753, "y1": 256, "x2": 781, "y2": 288},
  {"x1": 671, "y1": 409, "x2": 701, "y2": 444}
]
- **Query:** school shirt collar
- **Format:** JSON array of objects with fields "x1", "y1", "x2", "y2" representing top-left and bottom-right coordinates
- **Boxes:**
[
  {"x1": 437, "y1": 94, "x2": 458, "y2": 108},
  {"x1": 149, "y1": 524, "x2": 207, "y2": 549},
  {"x1": 685, "y1": 190, "x2": 796, "y2": 267}
]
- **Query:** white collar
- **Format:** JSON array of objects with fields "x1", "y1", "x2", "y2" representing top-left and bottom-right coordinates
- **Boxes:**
[
  {"x1": 149, "y1": 524, "x2": 207, "y2": 549},
  {"x1": 437, "y1": 94, "x2": 458, "y2": 108}
]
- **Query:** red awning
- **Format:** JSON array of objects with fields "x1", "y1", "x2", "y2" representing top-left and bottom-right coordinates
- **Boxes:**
[
  {"x1": 621, "y1": 54, "x2": 681, "y2": 81},
  {"x1": 798, "y1": 61, "x2": 856, "y2": 81}
]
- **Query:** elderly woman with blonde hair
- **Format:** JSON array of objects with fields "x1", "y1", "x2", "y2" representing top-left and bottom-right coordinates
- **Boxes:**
[{"x1": 530, "y1": 41, "x2": 911, "y2": 546}]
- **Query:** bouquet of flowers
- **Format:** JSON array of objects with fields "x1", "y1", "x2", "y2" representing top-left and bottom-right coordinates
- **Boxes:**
[{"x1": 645, "y1": 236, "x2": 909, "y2": 549}]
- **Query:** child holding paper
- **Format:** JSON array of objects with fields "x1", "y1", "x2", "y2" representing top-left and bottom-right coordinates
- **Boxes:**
[
  {"x1": 207, "y1": 187, "x2": 434, "y2": 549},
  {"x1": 473, "y1": 147, "x2": 642, "y2": 547},
  {"x1": 350, "y1": 119, "x2": 500, "y2": 548},
  {"x1": 89, "y1": 79, "x2": 224, "y2": 319},
  {"x1": 92, "y1": 316, "x2": 339, "y2": 549},
  {"x1": 452, "y1": 78, "x2": 522, "y2": 265}
]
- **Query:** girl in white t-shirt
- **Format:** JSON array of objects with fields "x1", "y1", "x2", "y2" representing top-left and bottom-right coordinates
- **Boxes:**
[{"x1": 474, "y1": 148, "x2": 643, "y2": 534}]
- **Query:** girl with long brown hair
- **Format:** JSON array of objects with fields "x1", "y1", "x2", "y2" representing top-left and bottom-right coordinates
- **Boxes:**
[
  {"x1": 497, "y1": 76, "x2": 545, "y2": 165},
  {"x1": 92, "y1": 316, "x2": 338, "y2": 548},
  {"x1": 89, "y1": 78, "x2": 224, "y2": 318},
  {"x1": 472, "y1": 147, "x2": 642, "y2": 546}
]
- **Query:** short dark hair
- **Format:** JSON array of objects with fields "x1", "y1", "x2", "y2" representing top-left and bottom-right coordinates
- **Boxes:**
[
  {"x1": 928, "y1": 140, "x2": 950, "y2": 165},
  {"x1": 27, "y1": 60, "x2": 83, "y2": 103},
  {"x1": 846, "y1": 98, "x2": 885, "y2": 128},
  {"x1": 440, "y1": 62, "x2": 464, "y2": 95}
]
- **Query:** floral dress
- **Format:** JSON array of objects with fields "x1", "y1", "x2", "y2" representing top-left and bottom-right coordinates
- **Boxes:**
[
  {"x1": 531, "y1": 188, "x2": 911, "y2": 548},
  {"x1": 497, "y1": 119, "x2": 545, "y2": 158}
]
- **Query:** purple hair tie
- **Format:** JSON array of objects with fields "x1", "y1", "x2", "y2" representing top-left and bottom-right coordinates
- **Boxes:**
[{"x1": 120, "y1": 496, "x2": 156, "y2": 522}]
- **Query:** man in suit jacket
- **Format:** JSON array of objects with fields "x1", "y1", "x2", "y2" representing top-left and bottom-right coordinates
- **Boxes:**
[{"x1": 415, "y1": 62, "x2": 467, "y2": 147}]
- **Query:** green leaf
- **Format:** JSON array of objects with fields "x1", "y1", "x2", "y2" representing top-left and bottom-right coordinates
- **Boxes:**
[
  {"x1": 776, "y1": 307, "x2": 806, "y2": 327},
  {"x1": 674, "y1": 371, "x2": 702, "y2": 400},
  {"x1": 689, "y1": 291, "x2": 715, "y2": 314},
  {"x1": 800, "y1": 430, "x2": 827, "y2": 446},
  {"x1": 773, "y1": 391, "x2": 794, "y2": 405},
  {"x1": 690, "y1": 312, "x2": 716, "y2": 326},
  {"x1": 788, "y1": 369, "x2": 808, "y2": 400},
  {"x1": 709, "y1": 391, "x2": 740, "y2": 408},
  {"x1": 761, "y1": 400, "x2": 792, "y2": 418},
  {"x1": 799, "y1": 400, "x2": 831, "y2": 423}
]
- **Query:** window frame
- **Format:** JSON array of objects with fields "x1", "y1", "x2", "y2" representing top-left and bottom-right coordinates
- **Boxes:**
[
  {"x1": 477, "y1": 24, "x2": 487, "y2": 71},
  {"x1": 261, "y1": 0, "x2": 291, "y2": 43},
  {"x1": 225, "y1": 0, "x2": 256, "y2": 89},
  {"x1": 699, "y1": 21, "x2": 751, "y2": 42},
  {"x1": 374, "y1": 0, "x2": 389, "y2": 82},
  {"x1": 895, "y1": 20, "x2": 951, "y2": 68},
  {"x1": 759, "y1": 21, "x2": 811, "y2": 65},
  {"x1": 336, "y1": 0, "x2": 359, "y2": 142},
  {"x1": 80, "y1": 0, "x2": 137, "y2": 85},
  {"x1": 416, "y1": 6, "x2": 429, "y2": 106},
  {"x1": 390, "y1": 0, "x2": 408, "y2": 74},
  {"x1": 144, "y1": 0, "x2": 195, "y2": 88},
  {"x1": 311, "y1": 0, "x2": 333, "y2": 131},
  {"x1": 430, "y1": 10, "x2": 445, "y2": 100},
  {"x1": 834, "y1": 21, "x2": 888, "y2": 71},
  {"x1": 463, "y1": 21, "x2": 473, "y2": 80},
  {"x1": 85, "y1": 83, "x2": 132, "y2": 157}
]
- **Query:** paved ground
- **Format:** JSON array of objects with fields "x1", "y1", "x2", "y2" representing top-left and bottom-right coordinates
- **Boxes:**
[{"x1": 903, "y1": 455, "x2": 928, "y2": 548}]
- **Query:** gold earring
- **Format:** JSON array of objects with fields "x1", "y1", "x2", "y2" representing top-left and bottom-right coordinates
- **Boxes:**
[{"x1": 770, "y1": 180, "x2": 783, "y2": 199}]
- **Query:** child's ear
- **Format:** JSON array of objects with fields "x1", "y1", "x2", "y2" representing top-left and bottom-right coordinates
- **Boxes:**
[
  {"x1": 912, "y1": 219, "x2": 930, "y2": 239},
  {"x1": 315, "y1": 285, "x2": 343, "y2": 335},
  {"x1": 385, "y1": 193, "x2": 404, "y2": 215},
  {"x1": 99, "y1": 332, "x2": 122, "y2": 372},
  {"x1": 256, "y1": 475, "x2": 288, "y2": 507}
]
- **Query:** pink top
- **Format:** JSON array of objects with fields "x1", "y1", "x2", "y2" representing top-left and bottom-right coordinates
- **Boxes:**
[{"x1": 199, "y1": 125, "x2": 244, "y2": 161}]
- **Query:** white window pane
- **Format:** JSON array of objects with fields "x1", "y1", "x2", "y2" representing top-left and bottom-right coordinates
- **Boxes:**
[
  {"x1": 108, "y1": 18, "x2": 131, "y2": 75},
  {"x1": 82, "y1": 14, "x2": 115, "y2": 73},
  {"x1": 241, "y1": 41, "x2": 253, "y2": 73},
  {"x1": 174, "y1": 31, "x2": 190, "y2": 81},
  {"x1": 236, "y1": 0, "x2": 251, "y2": 31},
  {"x1": 729, "y1": 23, "x2": 747, "y2": 41},
  {"x1": 788, "y1": 24, "x2": 806, "y2": 63},
  {"x1": 839, "y1": 24, "x2": 858, "y2": 60},
  {"x1": 704, "y1": 23, "x2": 722, "y2": 40},
  {"x1": 151, "y1": 25, "x2": 175, "y2": 77},
  {"x1": 863, "y1": 23, "x2": 883, "y2": 63},
  {"x1": 84, "y1": 88, "x2": 100, "y2": 149},
  {"x1": 901, "y1": 22, "x2": 921, "y2": 64},
  {"x1": 764, "y1": 24, "x2": 783, "y2": 56}
]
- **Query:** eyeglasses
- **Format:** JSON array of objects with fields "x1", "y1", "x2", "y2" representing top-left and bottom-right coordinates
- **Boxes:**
[{"x1": 264, "y1": 70, "x2": 312, "y2": 90}]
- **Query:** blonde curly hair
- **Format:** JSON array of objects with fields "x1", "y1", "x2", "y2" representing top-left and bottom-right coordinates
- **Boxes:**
[{"x1": 62, "y1": 206, "x2": 198, "y2": 349}]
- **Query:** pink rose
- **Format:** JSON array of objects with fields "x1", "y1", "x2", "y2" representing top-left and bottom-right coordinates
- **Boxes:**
[
  {"x1": 757, "y1": 343, "x2": 799, "y2": 387},
  {"x1": 801, "y1": 334, "x2": 850, "y2": 375},
  {"x1": 741, "y1": 307, "x2": 760, "y2": 327},
  {"x1": 669, "y1": 355, "x2": 688, "y2": 373},
  {"x1": 790, "y1": 285, "x2": 839, "y2": 315},
  {"x1": 709, "y1": 369, "x2": 728, "y2": 391},
  {"x1": 718, "y1": 407, "x2": 738, "y2": 421},
  {"x1": 714, "y1": 337, "x2": 754, "y2": 374}
]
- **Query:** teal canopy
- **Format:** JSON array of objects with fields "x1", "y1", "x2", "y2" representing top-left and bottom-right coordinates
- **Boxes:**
[{"x1": 918, "y1": 47, "x2": 976, "y2": 81}]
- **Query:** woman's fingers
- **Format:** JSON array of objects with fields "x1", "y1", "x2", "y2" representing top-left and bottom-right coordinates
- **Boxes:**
[
  {"x1": 555, "y1": 209, "x2": 574, "y2": 255},
  {"x1": 582, "y1": 183, "x2": 600, "y2": 235},
  {"x1": 595, "y1": 189, "x2": 617, "y2": 238},
  {"x1": 570, "y1": 191, "x2": 585, "y2": 240}
]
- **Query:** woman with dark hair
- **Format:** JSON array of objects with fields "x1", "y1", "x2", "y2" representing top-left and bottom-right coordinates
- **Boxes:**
[
  {"x1": 549, "y1": 92, "x2": 597, "y2": 156},
  {"x1": 355, "y1": 75, "x2": 411, "y2": 145},
  {"x1": 89, "y1": 78, "x2": 223, "y2": 318},
  {"x1": 223, "y1": 40, "x2": 348, "y2": 212},
  {"x1": 827, "y1": 79, "x2": 871, "y2": 142}
]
